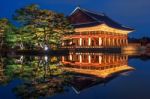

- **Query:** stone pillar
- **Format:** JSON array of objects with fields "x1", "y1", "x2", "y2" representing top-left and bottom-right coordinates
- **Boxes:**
[
  {"x1": 113, "y1": 38, "x2": 116, "y2": 46},
  {"x1": 103, "y1": 38, "x2": 105, "y2": 46},
  {"x1": 120, "y1": 39, "x2": 123, "y2": 46},
  {"x1": 104, "y1": 38, "x2": 106, "y2": 47},
  {"x1": 122, "y1": 39, "x2": 124, "y2": 46},
  {"x1": 101, "y1": 38, "x2": 104, "y2": 46},
  {"x1": 112, "y1": 38, "x2": 115, "y2": 47},
  {"x1": 112, "y1": 55, "x2": 115, "y2": 62},
  {"x1": 120, "y1": 39, "x2": 122, "y2": 46},
  {"x1": 62, "y1": 56, "x2": 65, "y2": 62},
  {"x1": 116, "y1": 39, "x2": 118, "y2": 46},
  {"x1": 88, "y1": 37, "x2": 91, "y2": 46},
  {"x1": 108, "y1": 38, "x2": 112, "y2": 46},
  {"x1": 99, "y1": 37, "x2": 102, "y2": 46},
  {"x1": 69, "y1": 54, "x2": 72, "y2": 61},
  {"x1": 107, "y1": 38, "x2": 110, "y2": 47},
  {"x1": 62, "y1": 42, "x2": 64, "y2": 46},
  {"x1": 79, "y1": 55, "x2": 82, "y2": 63},
  {"x1": 123, "y1": 39, "x2": 126, "y2": 46},
  {"x1": 108, "y1": 38, "x2": 111, "y2": 47},
  {"x1": 79, "y1": 38, "x2": 82, "y2": 46},
  {"x1": 125, "y1": 39, "x2": 128, "y2": 46},
  {"x1": 105, "y1": 38, "x2": 107, "y2": 47},
  {"x1": 99, "y1": 55, "x2": 102, "y2": 64},
  {"x1": 118, "y1": 39, "x2": 121, "y2": 46},
  {"x1": 88, "y1": 55, "x2": 91, "y2": 63},
  {"x1": 121, "y1": 39, "x2": 124, "y2": 46}
]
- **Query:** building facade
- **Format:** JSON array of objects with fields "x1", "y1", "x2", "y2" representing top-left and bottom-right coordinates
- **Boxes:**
[{"x1": 62, "y1": 7, "x2": 134, "y2": 48}]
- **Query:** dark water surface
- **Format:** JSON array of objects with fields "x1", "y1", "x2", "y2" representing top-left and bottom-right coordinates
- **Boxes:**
[{"x1": 0, "y1": 52, "x2": 150, "y2": 99}]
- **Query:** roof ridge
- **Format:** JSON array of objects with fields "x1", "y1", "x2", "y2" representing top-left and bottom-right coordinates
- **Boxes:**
[
  {"x1": 80, "y1": 7, "x2": 105, "y2": 16},
  {"x1": 69, "y1": 6, "x2": 81, "y2": 16}
]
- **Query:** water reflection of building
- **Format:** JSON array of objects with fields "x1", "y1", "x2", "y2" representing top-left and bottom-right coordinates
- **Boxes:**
[
  {"x1": 61, "y1": 53, "x2": 134, "y2": 93},
  {"x1": 62, "y1": 53, "x2": 134, "y2": 78}
]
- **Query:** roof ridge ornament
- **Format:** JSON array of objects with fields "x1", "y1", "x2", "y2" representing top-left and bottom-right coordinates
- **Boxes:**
[{"x1": 70, "y1": 6, "x2": 81, "y2": 16}]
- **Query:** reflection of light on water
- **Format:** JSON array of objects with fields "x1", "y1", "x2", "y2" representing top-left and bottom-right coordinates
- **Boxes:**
[
  {"x1": 121, "y1": 71, "x2": 133, "y2": 76},
  {"x1": 99, "y1": 55, "x2": 102, "y2": 64},
  {"x1": 79, "y1": 55, "x2": 82, "y2": 63},
  {"x1": 69, "y1": 54, "x2": 72, "y2": 61},
  {"x1": 62, "y1": 56, "x2": 65, "y2": 62},
  {"x1": 61, "y1": 53, "x2": 134, "y2": 79},
  {"x1": 88, "y1": 55, "x2": 91, "y2": 63},
  {"x1": 56, "y1": 62, "x2": 62, "y2": 66},
  {"x1": 69, "y1": 41, "x2": 72, "y2": 45},
  {"x1": 20, "y1": 55, "x2": 24, "y2": 61}
]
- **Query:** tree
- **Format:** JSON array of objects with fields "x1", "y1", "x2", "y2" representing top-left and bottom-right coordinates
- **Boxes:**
[
  {"x1": 0, "y1": 18, "x2": 17, "y2": 49},
  {"x1": 15, "y1": 26, "x2": 37, "y2": 50},
  {"x1": 13, "y1": 4, "x2": 73, "y2": 50}
]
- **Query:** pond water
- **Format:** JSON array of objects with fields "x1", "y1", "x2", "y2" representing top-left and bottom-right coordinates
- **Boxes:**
[{"x1": 0, "y1": 52, "x2": 150, "y2": 99}]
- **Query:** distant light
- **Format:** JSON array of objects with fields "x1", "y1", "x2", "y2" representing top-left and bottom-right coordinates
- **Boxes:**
[
  {"x1": 44, "y1": 45, "x2": 49, "y2": 51},
  {"x1": 44, "y1": 56, "x2": 48, "y2": 62}
]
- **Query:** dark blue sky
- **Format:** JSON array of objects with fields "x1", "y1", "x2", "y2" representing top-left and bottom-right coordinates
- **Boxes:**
[{"x1": 0, "y1": 0, "x2": 150, "y2": 38}]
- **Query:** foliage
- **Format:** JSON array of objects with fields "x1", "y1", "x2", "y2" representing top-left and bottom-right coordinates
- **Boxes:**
[
  {"x1": 0, "y1": 18, "x2": 17, "y2": 48},
  {"x1": 0, "y1": 4, "x2": 73, "y2": 50},
  {"x1": 0, "y1": 55, "x2": 72, "y2": 98},
  {"x1": 13, "y1": 4, "x2": 73, "y2": 49}
]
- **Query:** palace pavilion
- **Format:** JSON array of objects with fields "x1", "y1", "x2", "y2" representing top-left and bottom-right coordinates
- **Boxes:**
[{"x1": 62, "y1": 7, "x2": 134, "y2": 48}]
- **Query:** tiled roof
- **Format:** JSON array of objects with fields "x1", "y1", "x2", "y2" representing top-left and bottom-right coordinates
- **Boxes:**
[
  {"x1": 69, "y1": 7, "x2": 134, "y2": 31},
  {"x1": 72, "y1": 21, "x2": 102, "y2": 28}
]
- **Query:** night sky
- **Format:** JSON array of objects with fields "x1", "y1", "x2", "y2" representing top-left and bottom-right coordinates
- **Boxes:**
[{"x1": 0, "y1": 0, "x2": 150, "y2": 38}]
